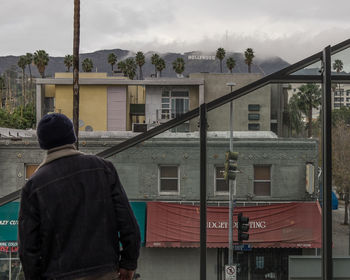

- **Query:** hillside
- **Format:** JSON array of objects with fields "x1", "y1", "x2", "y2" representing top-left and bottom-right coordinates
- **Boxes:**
[{"x1": 0, "y1": 49, "x2": 290, "y2": 78}]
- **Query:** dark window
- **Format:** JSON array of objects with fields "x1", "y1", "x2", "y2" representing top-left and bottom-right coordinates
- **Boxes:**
[
  {"x1": 248, "y1": 104, "x2": 260, "y2": 111},
  {"x1": 254, "y1": 166, "x2": 271, "y2": 196},
  {"x1": 248, "y1": 113, "x2": 260, "y2": 120},
  {"x1": 248, "y1": 123, "x2": 260, "y2": 131},
  {"x1": 159, "y1": 166, "x2": 179, "y2": 193},
  {"x1": 215, "y1": 166, "x2": 228, "y2": 193}
]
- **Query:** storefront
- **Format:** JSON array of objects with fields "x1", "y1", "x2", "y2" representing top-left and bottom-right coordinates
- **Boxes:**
[{"x1": 145, "y1": 202, "x2": 322, "y2": 280}]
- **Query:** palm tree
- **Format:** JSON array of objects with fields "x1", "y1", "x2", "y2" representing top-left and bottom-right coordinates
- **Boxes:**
[
  {"x1": 73, "y1": 0, "x2": 80, "y2": 149},
  {"x1": 0, "y1": 76, "x2": 5, "y2": 109},
  {"x1": 135, "y1": 51, "x2": 145, "y2": 80},
  {"x1": 295, "y1": 83, "x2": 322, "y2": 138},
  {"x1": 17, "y1": 56, "x2": 27, "y2": 111},
  {"x1": 33, "y1": 50, "x2": 49, "y2": 78},
  {"x1": 108, "y1": 53, "x2": 117, "y2": 72},
  {"x1": 25, "y1": 53, "x2": 33, "y2": 104},
  {"x1": 156, "y1": 58, "x2": 166, "y2": 77},
  {"x1": 226, "y1": 57, "x2": 236, "y2": 73},
  {"x1": 151, "y1": 53, "x2": 160, "y2": 76},
  {"x1": 172, "y1": 57, "x2": 185, "y2": 76},
  {"x1": 216, "y1": 47, "x2": 226, "y2": 73},
  {"x1": 333, "y1": 59, "x2": 344, "y2": 73},
  {"x1": 125, "y1": 58, "x2": 137, "y2": 80},
  {"x1": 117, "y1": 61, "x2": 127, "y2": 76},
  {"x1": 82, "y1": 58, "x2": 93, "y2": 72},
  {"x1": 244, "y1": 48, "x2": 255, "y2": 73},
  {"x1": 64, "y1": 55, "x2": 73, "y2": 72}
]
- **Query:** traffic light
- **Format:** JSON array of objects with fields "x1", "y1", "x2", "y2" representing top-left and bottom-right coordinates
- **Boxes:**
[
  {"x1": 237, "y1": 212, "x2": 249, "y2": 242},
  {"x1": 224, "y1": 151, "x2": 238, "y2": 181}
]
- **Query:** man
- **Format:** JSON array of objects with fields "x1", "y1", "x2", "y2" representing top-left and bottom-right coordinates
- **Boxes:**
[{"x1": 18, "y1": 113, "x2": 140, "y2": 280}]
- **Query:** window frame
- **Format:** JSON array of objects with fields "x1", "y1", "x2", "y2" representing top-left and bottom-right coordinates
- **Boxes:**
[
  {"x1": 214, "y1": 165, "x2": 229, "y2": 195},
  {"x1": 253, "y1": 165, "x2": 271, "y2": 197},
  {"x1": 158, "y1": 165, "x2": 180, "y2": 195}
]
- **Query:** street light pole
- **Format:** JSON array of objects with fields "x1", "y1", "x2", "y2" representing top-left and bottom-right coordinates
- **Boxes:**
[{"x1": 227, "y1": 82, "x2": 236, "y2": 266}]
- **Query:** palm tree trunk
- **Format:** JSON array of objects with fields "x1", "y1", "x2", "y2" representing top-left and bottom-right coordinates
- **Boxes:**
[
  {"x1": 308, "y1": 107, "x2": 312, "y2": 138},
  {"x1": 73, "y1": 0, "x2": 80, "y2": 149},
  {"x1": 220, "y1": 61, "x2": 222, "y2": 73},
  {"x1": 139, "y1": 66, "x2": 143, "y2": 80},
  {"x1": 248, "y1": 64, "x2": 251, "y2": 73},
  {"x1": 21, "y1": 69, "x2": 25, "y2": 117}
]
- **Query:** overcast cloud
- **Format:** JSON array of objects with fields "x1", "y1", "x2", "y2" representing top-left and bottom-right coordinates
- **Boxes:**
[{"x1": 1, "y1": 0, "x2": 350, "y2": 64}]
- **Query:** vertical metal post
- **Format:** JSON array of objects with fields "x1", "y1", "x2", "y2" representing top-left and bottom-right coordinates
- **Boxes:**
[
  {"x1": 228, "y1": 100, "x2": 234, "y2": 266},
  {"x1": 200, "y1": 103, "x2": 207, "y2": 280},
  {"x1": 322, "y1": 45, "x2": 332, "y2": 280}
]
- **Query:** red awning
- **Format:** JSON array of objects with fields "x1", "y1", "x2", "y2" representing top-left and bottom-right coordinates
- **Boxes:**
[{"x1": 146, "y1": 202, "x2": 321, "y2": 248}]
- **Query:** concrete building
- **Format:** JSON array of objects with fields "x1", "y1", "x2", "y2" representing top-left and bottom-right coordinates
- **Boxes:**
[
  {"x1": 35, "y1": 72, "x2": 280, "y2": 133},
  {"x1": 0, "y1": 130, "x2": 320, "y2": 280}
]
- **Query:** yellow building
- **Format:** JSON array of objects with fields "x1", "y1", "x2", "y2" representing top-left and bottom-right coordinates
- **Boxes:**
[{"x1": 36, "y1": 73, "x2": 203, "y2": 132}]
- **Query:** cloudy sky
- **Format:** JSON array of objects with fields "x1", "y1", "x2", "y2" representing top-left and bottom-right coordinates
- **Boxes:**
[{"x1": 1, "y1": 0, "x2": 350, "y2": 63}]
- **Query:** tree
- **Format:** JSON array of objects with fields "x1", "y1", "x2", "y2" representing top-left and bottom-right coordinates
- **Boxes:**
[
  {"x1": 151, "y1": 53, "x2": 160, "y2": 76},
  {"x1": 156, "y1": 58, "x2": 166, "y2": 77},
  {"x1": 108, "y1": 53, "x2": 117, "y2": 72},
  {"x1": 33, "y1": 50, "x2": 49, "y2": 78},
  {"x1": 216, "y1": 47, "x2": 225, "y2": 73},
  {"x1": 172, "y1": 57, "x2": 185, "y2": 76},
  {"x1": 135, "y1": 51, "x2": 145, "y2": 80},
  {"x1": 117, "y1": 61, "x2": 127, "y2": 76},
  {"x1": 332, "y1": 120, "x2": 350, "y2": 225},
  {"x1": 244, "y1": 48, "x2": 255, "y2": 73},
  {"x1": 17, "y1": 56, "x2": 27, "y2": 114},
  {"x1": 226, "y1": 56, "x2": 236, "y2": 73},
  {"x1": 25, "y1": 53, "x2": 33, "y2": 105},
  {"x1": 118, "y1": 59, "x2": 137, "y2": 80},
  {"x1": 294, "y1": 83, "x2": 322, "y2": 138},
  {"x1": 125, "y1": 58, "x2": 137, "y2": 80},
  {"x1": 333, "y1": 59, "x2": 344, "y2": 73},
  {"x1": 81, "y1": 58, "x2": 93, "y2": 72},
  {"x1": 287, "y1": 94, "x2": 304, "y2": 136},
  {"x1": 332, "y1": 106, "x2": 350, "y2": 125},
  {"x1": 64, "y1": 55, "x2": 73, "y2": 72}
]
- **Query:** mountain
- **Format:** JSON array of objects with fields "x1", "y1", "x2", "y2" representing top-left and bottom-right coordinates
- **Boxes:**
[{"x1": 0, "y1": 49, "x2": 290, "y2": 78}]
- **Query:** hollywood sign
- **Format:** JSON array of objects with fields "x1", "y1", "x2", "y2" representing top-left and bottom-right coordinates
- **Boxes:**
[{"x1": 188, "y1": 55, "x2": 216, "y2": 60}]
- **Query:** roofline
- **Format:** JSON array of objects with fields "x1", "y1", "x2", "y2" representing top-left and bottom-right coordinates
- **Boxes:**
[{"x1": 35, "y1": 77, "x2": 204, "y2": 86}]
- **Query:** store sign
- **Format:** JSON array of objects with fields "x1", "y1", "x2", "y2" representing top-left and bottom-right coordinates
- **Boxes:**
[{"x1": 0, "y1": 202, "x2": 19, "y2": 242}]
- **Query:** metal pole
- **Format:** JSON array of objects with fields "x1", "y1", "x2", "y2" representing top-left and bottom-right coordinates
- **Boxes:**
[
  {"x1": 200, "y1": 103, "x2": 207, "y2": 280},
  {"x1": 322, "y1": 45, "x2": 332, "y2": 280},
  {"x1": 228, "y1": 99, "x2": 234, "y2": 265}
]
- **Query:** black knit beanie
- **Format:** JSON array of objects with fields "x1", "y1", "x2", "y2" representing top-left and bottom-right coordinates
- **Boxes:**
[{"x1": 37, "y1": 113, "x2": 77, "y2": 150}]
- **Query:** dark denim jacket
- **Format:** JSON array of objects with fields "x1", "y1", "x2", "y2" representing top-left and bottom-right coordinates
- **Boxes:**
[{"x1": 18, "y1": 146, "x2": 140, "y2": 280}]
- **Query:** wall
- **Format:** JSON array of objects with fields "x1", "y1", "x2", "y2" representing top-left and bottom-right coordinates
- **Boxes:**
[
  {"x1": 190, "y1": 73, "x2": 271, "y2": 131},
  {"x1": 0, "y1": 135, "x2": 318, "y2": 202},
  {"x1": 53, "y1": 84, "x2": 108, "y2": 131}
]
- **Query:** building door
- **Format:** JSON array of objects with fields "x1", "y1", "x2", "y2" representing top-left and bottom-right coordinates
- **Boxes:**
[{"x1": 107, "y1": 86, "x2": 126, "y2": 131}]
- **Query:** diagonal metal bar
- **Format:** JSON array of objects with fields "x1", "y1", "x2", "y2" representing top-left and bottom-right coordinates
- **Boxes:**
[{"x1": 1, "y1": 38, "x2": 350, "y2": 207}]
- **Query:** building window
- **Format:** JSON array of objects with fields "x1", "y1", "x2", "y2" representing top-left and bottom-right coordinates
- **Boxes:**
[
  {"x1": 159, "y1": 165, "x2": 179, "y2": 194},
  {"x1": 256, "y1": 256, "x2": 265, "y2": 269},
  {"x1": 248, "y1": 113, "x2": 260, "y2": 120},
  {"x1": 215, "y1": 166, "x2": 228, "y2": 194},
  {"x1": 248, "y1": 123, "x2": 260, "y2": 131},
  {"x1": 248, "y1": 104, "x2": 260, "y2": 111},
  {"x1": 25, "y1": 164, "x2": 39, "y2": 180},
  {"x1": 160, "y1": 90, "x2": 189, "y2": 121},
  {"x1": 254, "y1": 165, "x2": 271, "y2": 196}
]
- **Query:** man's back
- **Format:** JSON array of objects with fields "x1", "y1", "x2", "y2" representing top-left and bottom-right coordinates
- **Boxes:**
[{"x1": 19, "y1": 149, "x2": 140, "y2": 279}]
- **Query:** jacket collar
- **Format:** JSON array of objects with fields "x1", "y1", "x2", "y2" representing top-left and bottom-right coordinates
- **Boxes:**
[{"x1": 38, "y1": 144, "x2": 84, "y2": 170}]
